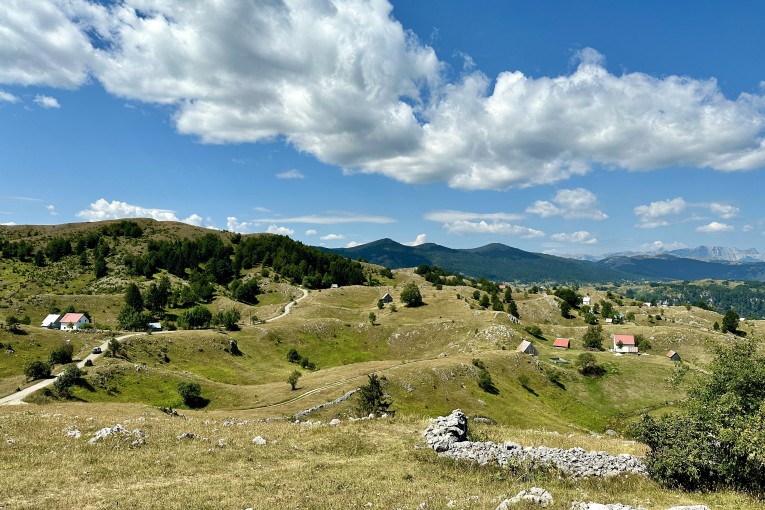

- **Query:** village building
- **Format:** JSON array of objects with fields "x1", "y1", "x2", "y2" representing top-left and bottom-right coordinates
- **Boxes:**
[
  {"x1": 59, "y1": 313, "x2": 89, "y2": 331},
  {"x1": 582, "y1": 296, "x2": 591, "y2": 306},
  {"x1": 612, "y1": 334, "x2": 638, "y2": 354},
  {"x1": 552, "y1": 338, "x2": 570, "y2": 349},
  {"x1": 41, "y1": 313, "x2": 61, "y2": 329},
  {"x1": 381, "y1": 293, "x2": 393, "y2": 304},
  {"x1": 516, "y1": 340, "x2": 539, "y2": 356},
  {"x1": 666, "y1": 350, "x2": 681, "y2": 362}
]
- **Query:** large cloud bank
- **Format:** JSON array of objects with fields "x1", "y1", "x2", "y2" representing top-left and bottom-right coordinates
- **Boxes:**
[{"x1": 3, "y1": 0, "x2": 765, "y2": 190}]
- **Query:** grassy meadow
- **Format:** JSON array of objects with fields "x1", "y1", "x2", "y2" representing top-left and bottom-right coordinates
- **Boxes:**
[{"x1": 0, "y1": 222, "x2": 763, "y2": 508}]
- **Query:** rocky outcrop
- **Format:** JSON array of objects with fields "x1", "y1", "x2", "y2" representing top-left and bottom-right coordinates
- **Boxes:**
[
  {"x1": 89, "y1": 424, "x2": 145, "y2": 446},
  {"x1": 422, "y1": 408, "x2": 468, "y2": 452},
  {"x1": 424, "y1": 410, "x2": 646, "y2": 479},
  {"x1": 496, "y1": 488, "x2": 553, "y2": 508}
]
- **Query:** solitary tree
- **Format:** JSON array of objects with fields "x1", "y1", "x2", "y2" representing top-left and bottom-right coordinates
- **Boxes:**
[
  {"x1": 288, "y1": 370, "x2": 302, "y2": 390},
  {"x1": 356, "y1": 373, "x2": 390, "y2": 417},
  {"x1": 560, "y1": 300, "x2": 571, "y2": 318},
  {"x1": 400, "y1": 283, "x2": 423, "y2": 308},
  {"x1": 177, "y1": 381, "x2": 202, "y2": 407},
  {"x1": 368, "y1": 312, "x2": 376, "y2": 325},
  {"x1": 582, "y1": 325, "x2": 604, "y2": 350},
  {"x1": 721, "y1": 309, "x2": 740, "y2": 334}
]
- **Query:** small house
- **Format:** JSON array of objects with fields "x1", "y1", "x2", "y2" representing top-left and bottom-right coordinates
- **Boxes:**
[
  {"x1": 613, "y1": 334, "x2": 638, "y2": 354},
  {"x1": 41, "y1": 313, "x2": 61, "y2": 329},
  {"x1": 552, "y1": 338, "x2": 570, "y2": 349},
  {"x1": 330, "y1": 283, "x2": 339, "y2": 289},
  {"x1": 516, "y1": 340, "x2": 539, "y2": 356},
  {"x1": 666, "y1": 350, "x2": 681, "y2": 362},
  {"x1": 582, "y1": 296, "x2": 591, "y2": 306},
  {"x1": 59, "y1": 313, "x2": 89, "y2": 331},
  {"x1": 381, "y1": 293, "x2": 393, "y2": 304},
  {"x1": 498, "y1": 284, "x2": 506, "y2": 291},
  {"x1": 147, "y1": 322, "x2": 162, "y2": 331},
  {"x1": 605, "y1": 318, "x2": 613, "y2": 324}
]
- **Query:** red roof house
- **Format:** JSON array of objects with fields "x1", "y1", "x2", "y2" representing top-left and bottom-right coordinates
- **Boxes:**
[
  {"x1": 613, "y1": 334, "x2": 638, "y2": 354},
  {"x1": 59, "y1": 313, "x2": 89, "y2": 331},
  {"x1": 552, "y1": 338, "x2": 570, "y2": 349}
]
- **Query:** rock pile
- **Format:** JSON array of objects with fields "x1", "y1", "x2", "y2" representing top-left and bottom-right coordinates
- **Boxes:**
[
  {"x1": 424, "y1": 410, "x2": 646, "y2": 479},
  {"x1": 89, "y1": 424, "x2": 145, "y2": 446}
]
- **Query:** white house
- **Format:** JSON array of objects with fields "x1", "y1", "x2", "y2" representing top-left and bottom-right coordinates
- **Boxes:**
[
  {"x1": 59, "y1": 312, "x2": 89, "y2": 331},
  {"x1": 41, "y1": 313, "x2": 61, "y2": 329},
  {"x1": 381, "y1": 293, "x2": 393, "y2": 304},
  {"x1": 582, "y1": 296, "x2": 591, "y2": 306},
  {"x1": 613, "y1": 334, "x2": 638, "y2": 354}
]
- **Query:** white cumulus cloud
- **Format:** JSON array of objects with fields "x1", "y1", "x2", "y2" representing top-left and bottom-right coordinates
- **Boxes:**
[
  {"x1": 46, "y1": 204, "x2": 57, "y2": 216},
  {"x1": 0, "y1": 90, "x2": 19, "y2": 103},
  {"x1": 305, "y1": 229, "x2": 317, "y2": 236},
  {"x1": 2, "y1": 3, "x2": 765, "y2": 190},
  {"x1": 443, "y1": 220, "x2": 544, "y2": 238},
  {"x1": 709, "y1": 202, "x2": 739, "y2": 219},
  {"x1": 405, "y1": 233, "x2": 427, "y2": 246},
  {"x1": 34, "y1": 94, "x2": 60, "y2": 108},
  {"x1": 345, "y1": 241, "x2": 362, "y2": 248},
  {"x1": 266, "y1": 224, "x2": 294, "y2": 236},
  {"x1": 550, "y1": 231, "x2": 598, "y2": 244},
  {"x1": 634, "y1": 197, "x2": 687, "y2": 228},
  {"x1": 77, "y1": 198, "x2": 207, "y2": 227},
  {"x1": 526, "y1": 188, "x2": 607, "y2": 220},
  {"x1": 696, "y1": 221, "x2": 734, "y2": 233},
  {"x1": 320, "y1": 233, "x2": 345, "y2": 241}
]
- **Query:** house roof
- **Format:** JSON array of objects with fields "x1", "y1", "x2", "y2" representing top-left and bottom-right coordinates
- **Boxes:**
[
  {"x1": 41, "y1": 313, "x2": 61, "y2": 326},
  {"x1": 613, "y1": 334, "x2": 635, "y2": 345},
  {"x1": 666, "y1": 350, "x2": 679, "y2": 358},
  {"x1": 552, "y1": 338, "x2": 570, "y2": 348},
  {"x1": 516, "y1": 340, "x2": 534, "y2": 352},
  {"x1": 60, "y1": 313, "x2": 86, "y2": 324}
]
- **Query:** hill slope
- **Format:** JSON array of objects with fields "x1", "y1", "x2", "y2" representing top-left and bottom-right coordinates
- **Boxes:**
[{"x1": 325, "y1": 239, "x2": 631, "y2": 283}]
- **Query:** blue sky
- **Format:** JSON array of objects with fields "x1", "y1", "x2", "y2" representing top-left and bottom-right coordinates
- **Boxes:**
[{"x1": 1, "y1": 0, "x2": 765, "y2": 256}]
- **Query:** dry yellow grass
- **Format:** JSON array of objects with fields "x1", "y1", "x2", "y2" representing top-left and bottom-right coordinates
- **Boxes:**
[{"x1": 1, "y1": 403, "x2": 760, "y2": 510}]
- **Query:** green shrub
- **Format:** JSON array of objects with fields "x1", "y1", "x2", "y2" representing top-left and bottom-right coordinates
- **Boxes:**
[
  {"x1": 477, "y1": 368, "x2": 499, "y2": 394},
  {"x1": 177, "y1": 381, "x2": 202, "y2": 407},
  {"x1": 632, "y1": 340, "x2": 765, "y2": 491},
  {"x1": 48, "y1": 343, "x2": 74, "y2": 365},
  {"x1": 53, "y1": 365, "x2": 81, "y2": 396},
  {"x1": 24, "y1": 360, "x2": 51, "y2": 381}
]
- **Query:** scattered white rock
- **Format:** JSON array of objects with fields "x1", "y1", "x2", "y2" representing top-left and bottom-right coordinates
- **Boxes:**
[
  {"x1": 177, "y1": 432, "x2": 195, "y2": 440},
  {"x1": 330, "y1": 419, "x2": 341, "y2": 426},
  {"x1": 251, "y1": 436, "x2": 267, "y2": 446},
  {"x1": 665, "y1": 507, "x2": 710, "y2": 510},
  {"x1": 67, "y1": 429, "x2": 82, "y2": 438},
  {"x1": 505, "y1": 488, "x2": 553, "y2": 507},
  {"x1": 216, "y1": 438, "x2": 226, "y2": 448},
  {"x1": 6, "y1": 438, "x2": 16, "y2": 445}
]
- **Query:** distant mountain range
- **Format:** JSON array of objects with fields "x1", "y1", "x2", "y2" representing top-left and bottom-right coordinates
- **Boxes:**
[
  {"x1": 563, "y1": 246, "x2": 765, "y2": 263},
  {"x1": 324, "y1": 240, "x2": 765, "y2": 283}
]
